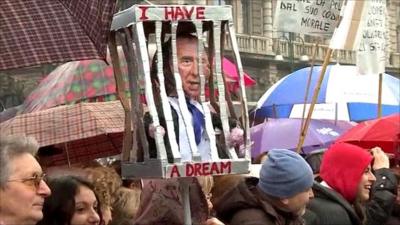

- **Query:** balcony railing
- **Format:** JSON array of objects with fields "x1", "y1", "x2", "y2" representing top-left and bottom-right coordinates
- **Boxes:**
[
  {"x1": 229, "y1": 34, "x2": 274, "y2": 56},
  {"x1": 226, "y1": 34, "x2": 400, "y2": 69}
]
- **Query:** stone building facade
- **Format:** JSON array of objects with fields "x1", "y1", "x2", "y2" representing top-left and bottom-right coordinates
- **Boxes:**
[
  {"x1": 1, "y1": 0, "x2": 399, "y2": 110},
  {"x1": 108, "y1": 0, "x2": 400, "y2": 102}
]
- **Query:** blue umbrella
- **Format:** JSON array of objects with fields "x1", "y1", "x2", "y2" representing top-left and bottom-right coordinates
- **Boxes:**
[{"x1": 253, "y1": 65, "x2": 399, "y2": 122}]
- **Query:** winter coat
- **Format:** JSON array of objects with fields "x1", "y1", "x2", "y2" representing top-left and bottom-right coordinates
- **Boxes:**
[
  {"x1": 307, "y1": 181, "x2": 361, "y2": 225},
  {"x1": 133, "y1": 178, "x2": 209, "y2": 225},
  {"x1": 308, "y1": 168, "x2": 398, "y2": 225},
  {"x1": 214, "y1": 177, "x2": 305, "y2": 225}
]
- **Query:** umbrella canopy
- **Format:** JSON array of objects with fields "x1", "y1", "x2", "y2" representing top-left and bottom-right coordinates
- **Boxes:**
[
  {"x1": 21, "y1": 50, "x2": 130, "y2": 113},
  {"x1": 250, "y1": 118, "x2": 355, "y2": 158},
  {"x1": 223, "y1": 57, "x2": 256, "y2": 91},
  {"x1": 254, "y1": 65, "x2": 399, "y2": 122},
  {"x1": 0, "y1": 101, "x2": 125, "y2": 166},
  {"x1": 0, "y1": 0, "x2": 117, "y2": 71},
  {"x1": 335, "y1": 114, "x2": 400, "y2": 156},
  {"x1": 21, "y1": 55, "x2": 253, "y2": 113}
]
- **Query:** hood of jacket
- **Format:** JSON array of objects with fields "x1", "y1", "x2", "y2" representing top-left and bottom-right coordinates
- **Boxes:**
[{"x1": 214, "y1": 177, "x2": 303, "y2": 225}]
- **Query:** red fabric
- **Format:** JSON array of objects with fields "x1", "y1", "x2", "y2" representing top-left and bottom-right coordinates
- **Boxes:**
[
  {"x1": 336, "y1": 113, "x2": 400, "y2": 155},
  {"x1": 320, "y1": 143, "x2": 373, "y2": 203},
  {"x1": 223, "y1": 57, "x2": 256, "y2": 91}
]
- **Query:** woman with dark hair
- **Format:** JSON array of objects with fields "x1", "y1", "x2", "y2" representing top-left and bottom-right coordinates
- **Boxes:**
[
  {"x1": 37, "y1": 175, "x2": 102, "y2": 225},
  {"x1": 307, "y1": 144, "x2": 398, "y2": 225}
]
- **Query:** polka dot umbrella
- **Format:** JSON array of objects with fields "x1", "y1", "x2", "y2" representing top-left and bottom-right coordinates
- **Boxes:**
[{"x1": 22, "y1": 48, "x2": 132, "y2": 113}]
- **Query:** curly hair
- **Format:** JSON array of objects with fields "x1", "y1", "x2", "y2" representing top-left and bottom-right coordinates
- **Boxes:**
[
  {"x1": 37, "y1": 175, "x2": 103, "y2": 225},
  {"x1": 84, "y1": 166, "x2": 122, "y2": 208}
]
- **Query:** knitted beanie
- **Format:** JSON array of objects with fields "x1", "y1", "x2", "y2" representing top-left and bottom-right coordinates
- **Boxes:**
[
  {"x1": 320, "y1": 143, "x2": 373, "y2": 203},
  {"x1": 257, "y1": 149, "x2": 314, "y2": 198}
]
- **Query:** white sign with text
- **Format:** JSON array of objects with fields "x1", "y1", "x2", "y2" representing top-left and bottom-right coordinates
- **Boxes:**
[
  {"x1": 274, "y1": 0, "x2": 342, "y2": 37},
  {"x1": 357, "y1": 0, "x2": 387, "y2": 74}
]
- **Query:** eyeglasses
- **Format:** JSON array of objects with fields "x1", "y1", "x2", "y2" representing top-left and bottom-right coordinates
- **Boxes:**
[{"x1": 7, "y1": 173, "x2": 47, "y2": 189}]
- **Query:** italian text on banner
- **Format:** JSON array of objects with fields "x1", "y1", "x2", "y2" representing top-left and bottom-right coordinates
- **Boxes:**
[
  {"x1": 356, "y1": 0, "x2": 387, "y2": 75},
  {"x1": 274, "y1": 0, "x2": 342, "y2": 37}
]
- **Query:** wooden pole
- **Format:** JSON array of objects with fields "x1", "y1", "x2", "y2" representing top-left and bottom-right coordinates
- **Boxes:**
[
  {"x1": 179, "y1": 178, "x2": 192, "y2": 225},
  {"x1": 109, "y1": 32, "x2": 133, "y2": 162},
  {"x1": 120, "y1": 28, "x2": 150, "y2": 162},
  {"x1": 220, "y1": 22, "x2": 237, "y2": 120},
  {"x1": 296, "y1": 48, "x2": 333, "y2": 153},
  {"x1": 377, "y1": 73, "x2": 383, "y2": 118},
  {"x1": 300, "y1": 41, "x2": 319, "y2": 133}
]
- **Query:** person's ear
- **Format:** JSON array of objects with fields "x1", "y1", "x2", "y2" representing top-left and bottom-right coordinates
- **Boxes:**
[{"x1": 280, "y1": 198, "x2": 290, "y2": 206}]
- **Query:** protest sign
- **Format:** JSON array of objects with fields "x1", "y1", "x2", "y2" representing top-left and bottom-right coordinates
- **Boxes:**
[
  {"x1": 274, "y1": 0, "x2": 342, "y2": 37},
  {"x1": 357, "y1": 0, "x2": 387, "y2": 74},
  {"x1": 329, "y1": 0, "x2": 370, "y2": 50}
]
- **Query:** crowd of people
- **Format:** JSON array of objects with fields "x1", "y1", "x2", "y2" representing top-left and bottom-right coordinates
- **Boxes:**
[
  {"x1": 1, "y1": 22, "x2": 399, "y2": 225},
  {"x1": 0, "y1": 134, "x2": 399, "y2": 225}
]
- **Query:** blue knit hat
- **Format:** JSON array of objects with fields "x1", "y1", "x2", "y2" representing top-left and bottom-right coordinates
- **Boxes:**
[{"x1": 257, "y1": 149, "x2": 314, "y2": 198}]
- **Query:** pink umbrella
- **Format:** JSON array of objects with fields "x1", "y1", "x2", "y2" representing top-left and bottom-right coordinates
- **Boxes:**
[{"x1": 223, "y1": 57, "x2": 256, "y2": 91}]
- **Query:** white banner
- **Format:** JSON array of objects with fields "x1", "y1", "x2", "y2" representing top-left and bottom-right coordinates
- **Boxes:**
[
  {"x1": 356, "y1": 0, "x2": 387, "y2": 75},
  {"x1": 329, "y1": 0, "x2": 370, "y2": 50},
  {"x1": 274, "y1": 0, "x2": 342, "y2": 37},
  {"x1": 111, "y1": 5, "x2": 234, "y2": 30},
  {"x1": 290, "y1": 103, "x2": 350, "y2": 121}
]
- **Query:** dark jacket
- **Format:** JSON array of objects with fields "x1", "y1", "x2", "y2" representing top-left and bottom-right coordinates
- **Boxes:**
[
  {"x1": 144, "y1": 104, "x2": 239, "y2": 162},
  {"x1": 308, "y1": 168, "x2": 398, "y2": 225},
  {"x1": 214, "y1": 177, "x2": 305, "y2": 225},
  {"x1": 307, "y1": 181, "x2": 361, "y2": 225},
  {"x1": 365, "y1": 168, "x2": 398, "y2": 225},
  {"x1": 385, "y1": 203, "x2": 400, "y2": 225}
]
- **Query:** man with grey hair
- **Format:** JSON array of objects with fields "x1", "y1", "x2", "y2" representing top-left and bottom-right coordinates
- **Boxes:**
[{"x1": 0, "y1": 135, "x2": 51, "y2": 225}]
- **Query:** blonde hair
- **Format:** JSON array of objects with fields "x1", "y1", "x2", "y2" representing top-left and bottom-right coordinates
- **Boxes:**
[
  {"x1": 196, "y1": 176, "x2": 214, "y2": 196},
  {"x1": 111, "y1": 187, "x2": 142, "y2": 221},
  {"x1": 84, "y1": 166, "x2": 122, "y2": 208}
]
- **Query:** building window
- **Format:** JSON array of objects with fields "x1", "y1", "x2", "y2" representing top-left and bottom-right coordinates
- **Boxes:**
[{"x1": 241, "y1": 0, "x2": 251, "y2": 34}]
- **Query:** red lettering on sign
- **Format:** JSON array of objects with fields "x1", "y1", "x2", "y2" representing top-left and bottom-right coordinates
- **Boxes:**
[
  {"x1": 170, "y1": 165, "x2": 181, "y2": 177},
  {"x1": 210, "y1": 162, "x2": 220, "y2": 174},
  {"x1": 178, "y1": 161, "x2": 233, "y2": 177},
  {"x1": 196, "y1": 7, "x2": 205, "y2": 19},
  {"x1": 183, "y1": 6, "x2": 195, "y2": 19},
  {"x1": 175, "y1": 7, "x2": 184, "y2": 20},
  {"x1": 138, "y1": 6, "x2": 149, "y2": 20},
  {"x1": 164, "y1": 6, "x2": 205, "y2": 20},
  {"x1": 202, "y1": 162, "x2": 210, "y2": 176},
  {"x1": 164, "y1": 7, "x2": 174, "y2": 20},
  {"x1": 221, "y1": 161, "x2": 232, "y2": 173},
  {"x1": 186, "y1": 164, "x2": 193, "y2": 176},
  {"x1": 194, "y1": 163, "x2": 202, "y2": 176}
]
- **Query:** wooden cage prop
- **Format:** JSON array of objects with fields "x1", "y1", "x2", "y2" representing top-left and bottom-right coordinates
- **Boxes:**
[{"x1": 109, "y1": 4, "x2": 251, "y2": 179}]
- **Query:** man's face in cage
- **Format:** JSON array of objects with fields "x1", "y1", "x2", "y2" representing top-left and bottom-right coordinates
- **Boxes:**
[{"x1": 176, "y1": 36, "x2": 210, "y2": 99}]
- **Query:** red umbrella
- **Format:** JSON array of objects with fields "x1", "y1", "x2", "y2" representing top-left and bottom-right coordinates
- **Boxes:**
[{"x1": 335, "y1": 114, "x2": 400, "y2": 156}]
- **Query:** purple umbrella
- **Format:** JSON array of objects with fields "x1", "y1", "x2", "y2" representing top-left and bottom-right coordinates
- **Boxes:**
[{"x1": 250, "y1": 118, "x2": 355, "y2": 158}]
